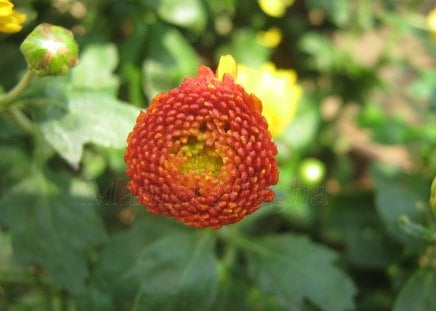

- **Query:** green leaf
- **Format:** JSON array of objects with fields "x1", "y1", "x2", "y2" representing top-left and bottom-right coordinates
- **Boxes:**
[
  {"x1": 94, "y1": 219, "x2": 218, "y2": 310},
  {"x1": 25, "y1": 43, "x2": 141, "y2": 166},
  {"x1": 128, "y1": 231, "x2": 218, "y2": 310},
  {"x1": 325, "y1": 193, "x2": 392, "y2": 269},
  {"x1": 372, "y1": 167, "x2": 429, "y2": 247},
  {"x1": 394, "y1": 268, "x2": 436, "y2": 311},
  {"x1": 305, "y1": 0, "x2": 351, "y2": 26},
  {"x1": 408, "y1": 70, "x2": 436, "y2": 104},
  {"x1": 71, "y1": 44, "x2": 120, "y2": 95},
  {"x1": 299, "y1": 33, "x2": 335, "y2": 72},
  {"x1": 0, "y1": 231, "x2": 18, "y2": 272},
  {"x1": 0, "y1": 145, "x2": 30, "y2": 186},
  {"x1": 76, "y1": 285, "x2": 115, "y2": 311},
  {"x1": 143, "y1": 0, "x2": 206, "y2": 32},
  {"x1": 280, "y1": 96, "x2": 320, "y2": 150},
  {"x1": 94, "y1": 215, "x2": 187, "y2": 301},
  {"x1": 216, "y1": 29, "x2": 270, "y2": 67},
  {"x1": 0, "y1": 167, "x2": 106, "y2": 294},
  {"x1": 6, "y1": 289, "x2": 50, "y2": 311},
  {"x1": 34, "y1": 93, "x2": 140, "y2": 167},
  {"x1": 143, "y1": 22, "x2": 199, "y2": 98},
  {"x1": 242, "y1": 234, "x2": 356, "y2": 311},
  {"x1": 213, "y1": 270, "x2": 259, "y2": 311}
]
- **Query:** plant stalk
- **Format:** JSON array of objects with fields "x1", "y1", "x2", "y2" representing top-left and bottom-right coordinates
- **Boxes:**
[{"x1": 0, "y1": 69, "x2": 35, "y2": 111}]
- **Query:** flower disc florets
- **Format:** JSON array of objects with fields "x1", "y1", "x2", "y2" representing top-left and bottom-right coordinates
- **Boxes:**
[{"x1": 125, "y1": 56, "x2": 279, "y2": 229}]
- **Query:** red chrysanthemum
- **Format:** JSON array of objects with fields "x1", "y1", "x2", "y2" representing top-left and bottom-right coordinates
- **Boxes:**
[{"x1": 124, "y1": 56, "x2": 279, "y2": 229}]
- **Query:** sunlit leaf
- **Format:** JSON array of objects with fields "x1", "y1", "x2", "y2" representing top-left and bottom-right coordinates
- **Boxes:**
[
  {"x1": 34, "y1": 93, "x2": 140, "y2": 167},
  {"x1": 143, "y1": 0, "x2": 206, "y2": 32},
  {"x1": 71, "y1": 44, "x2": 120, "y2": 95}
]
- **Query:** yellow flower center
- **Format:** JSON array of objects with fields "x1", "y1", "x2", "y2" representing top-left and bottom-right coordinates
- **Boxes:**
[{"x1": 179, "y1": 138, "x2": 223, "y2": 177}]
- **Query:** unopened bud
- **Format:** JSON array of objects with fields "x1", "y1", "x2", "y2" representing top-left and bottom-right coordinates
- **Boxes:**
[{"x1": 20, "y1": 23, "x2": 79, "y2": 76}]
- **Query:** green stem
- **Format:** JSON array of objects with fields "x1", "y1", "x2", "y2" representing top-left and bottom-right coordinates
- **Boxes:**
[
  {"x1": 0, "y1": 69, "x2": 37, "y2": 134},
  {"x1": 6, "y1": 106, "x2": 35, "y2": 134},
  {"x1": 0, "y1": 69, "x2": 35, "y2": 110},
  {"x1": 0, "y1": 269, "x2": 52, "y2": 286},
  {"x1": 130, "y1": 287, "x2": 142, "y2": 311},
  {"x1": 0, "y1": 270, "x2": 36, "y2": 285},
  {"x1": 219, "y1": 226, "x2": 268, "y2": 256},
  {"x1": 222, "y1": 243, "x2": 237, "y2": 268}
]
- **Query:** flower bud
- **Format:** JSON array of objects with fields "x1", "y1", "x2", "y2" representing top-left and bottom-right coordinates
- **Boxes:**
[
  {"x1": 298, "y1": 158, "x2": 326, "y2": 187},
  {"x1": 20, "y1": 23, "x2": 79, "y2": 76}
]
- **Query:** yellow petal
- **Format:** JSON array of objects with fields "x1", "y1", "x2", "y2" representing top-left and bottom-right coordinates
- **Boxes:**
[
  {"x1": 216, "y1": 55, "x2": 238, "y2": 81},
  {"x1": 257, "y1": 27, "x2": 283, "y2": 48},
  {"x1": 427, "y1": 8, "x2": 436, "y2": 33},
  {"x1": 0, "y1": 21, "x2": 22, "y2": 33},
  {"x1": 11, "y1": 10, "x2": 26, "y2": 23},
  {"x1": 237, "y1": 63, "x2": 302, "y2": 137},
  {"x1": 0, "y1": 6, "x2": 26, "y2": 33},
  {"x1": 258, "y1": 0, "x2": 294, "y2": 18},
  {"x1": 0, "y1": 0, "x2": 14, "y2": 17},
  {"x1": 0, "y1": 10, "x2": 25, "y2": 33}
]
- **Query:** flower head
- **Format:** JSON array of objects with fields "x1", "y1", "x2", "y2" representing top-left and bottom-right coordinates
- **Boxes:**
[
  {"x1": 125, "y1": 56, "x2": 279, "y2": 229},
  {"x1": 236, "y1": 63, "x2": 302, "y2": 137},
  {"x1": 258, "y1": 0, "x2": 295, "y2": 18},
  {"x1": 0, "y1": 0, "x2": 26, "y2": 33}
]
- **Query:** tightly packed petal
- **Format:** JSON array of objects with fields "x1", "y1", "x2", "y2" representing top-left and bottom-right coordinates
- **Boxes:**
[
  {"x1": 125, "y1": 56, "x2": 279, "y2": 229},
  {"x1": 0, "y1": 0, "x2": 26, "y2": 33}
]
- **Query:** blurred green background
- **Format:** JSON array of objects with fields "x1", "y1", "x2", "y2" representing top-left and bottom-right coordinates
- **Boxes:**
[{"x1": 0, "y1": 0, "x2": 435, "y2": 310}]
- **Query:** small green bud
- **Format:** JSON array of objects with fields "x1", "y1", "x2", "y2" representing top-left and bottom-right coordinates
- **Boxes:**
[
  {"x1": 298, "y1": 158, "x2": 326, "y2": 187},
  {"x1": 431, "y1": 176, "x2": 436, "y2": 217},
  {"x1": 20, "y1": 23, "x2": 79, "y2": 76}
]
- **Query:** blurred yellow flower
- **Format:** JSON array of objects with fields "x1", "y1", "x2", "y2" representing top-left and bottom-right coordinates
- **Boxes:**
[
  {"x1": 258, "y1": 0, "x2": 294, "y2": 18},
  {"x1": 237, "y1": 63, "x2": 302, "y2": 137},
  {"x1": 257, "y1": 27, "x2": 283, "y2": 48},
  {"x1": 427, "y1": 7, "x2": 436, "y2": 39},
  {"x1": 0, "y1": 0, "x2": 26, "y2": 33}
]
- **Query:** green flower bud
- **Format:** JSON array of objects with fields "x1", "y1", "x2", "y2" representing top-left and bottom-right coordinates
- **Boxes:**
[
  {"x1": 20, "y1": 23, "x2": 79, "y2": 76},
  {"x1": 298, "y1": 158, "x2": 326, "y2": 187},
  {"x1": 431, "y1": 176, "x2": 436, "y2": 217}
]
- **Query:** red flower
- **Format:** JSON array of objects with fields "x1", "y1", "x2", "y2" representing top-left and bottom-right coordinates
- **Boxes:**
[{"x1": 124, "y1": 56, "x2": 279, "y2": 229}]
